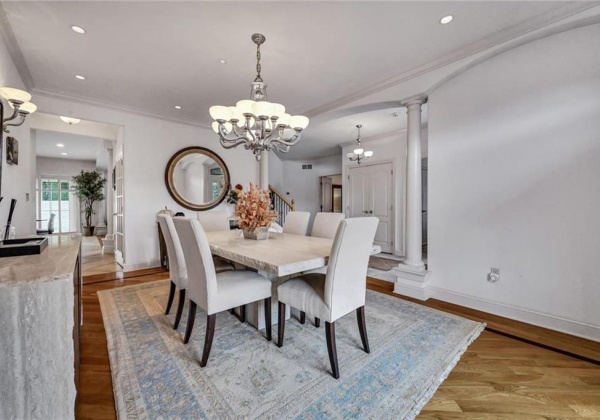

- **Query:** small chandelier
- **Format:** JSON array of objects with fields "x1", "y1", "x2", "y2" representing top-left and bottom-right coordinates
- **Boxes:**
[
  {"x1": 346, "y1": 124, "x2": 373, "y2": 164},
  {"x1": 209, "y1": 33, "x2": 309, "y2": 161},
  {"x1": 0, "y1": 87, "x2": 37, "y2": 133}
]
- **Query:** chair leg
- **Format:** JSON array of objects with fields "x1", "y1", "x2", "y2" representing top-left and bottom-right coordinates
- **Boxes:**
[
  {"x1": 165, "y1": 281, "x2": 176, "y2": 315},
  {"x1": 325, "y1": 321, "x2": 340, "y2": 379},
  {"x1": 228, "y1": 309, "x2": 235, "y2": 315},
  {"x1": 356, "y1": 306, "x2": 370, "y2": 353},
  {"x1": 200, "y1": 314, "x2": 216, "y2": 367},
  {"x1": 264, "y1": 297, "x2": 272, "y2": 341},
  {"x1": 315, "y1": 317, "x2": 320, "y2": 328},
  {"x1": 183, "y1": 301, "x2": 197, "y2": 344},
  {"x1": 239, "y1": 305, "x2": 246, "y2": 323},
  {"x1": 277, "y1": 302, "x2": 286, "y2": 348},
  {"x1": 173, "y1": 289, "x2": 186, "y2": 330},
  {"x1": 300, "y1": 311, "x2": 306, "y2": 325}
]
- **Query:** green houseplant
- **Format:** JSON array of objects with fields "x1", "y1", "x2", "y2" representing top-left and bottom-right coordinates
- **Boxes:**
[{"x1": 72, "y1": 170, "x2": 107, "y2": 236}]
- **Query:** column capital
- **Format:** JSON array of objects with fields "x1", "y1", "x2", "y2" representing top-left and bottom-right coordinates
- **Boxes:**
[{"x1": 402, "y1": 94, "x2": 428, "y2": 108}]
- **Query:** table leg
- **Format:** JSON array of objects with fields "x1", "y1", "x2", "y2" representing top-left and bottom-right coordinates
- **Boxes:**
[{"x1": 245, "y1": 272, "x2": 291, "y2": 330}]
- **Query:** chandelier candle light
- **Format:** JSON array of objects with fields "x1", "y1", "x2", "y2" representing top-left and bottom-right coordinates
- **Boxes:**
[
  {"x1": 0, "y1": 87, "x2": 37, "y2": 133},
  {"x1": 346, "y1": 124, "x2": 373, "y2": 164},
  {"x1": 209, "y1": 34, "x2": 309, "y2": 161}
]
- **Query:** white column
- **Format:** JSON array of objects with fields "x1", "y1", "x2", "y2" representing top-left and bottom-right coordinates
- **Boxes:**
[
  {"x1": 402, "y1": 96, "x2": 426, "y2": 270},
  {"x1": 260, "y1": 150, "x2": 269, "y2": 190}
]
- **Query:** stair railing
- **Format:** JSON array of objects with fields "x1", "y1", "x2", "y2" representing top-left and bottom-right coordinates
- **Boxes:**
[{"x1": 269, "y1": 185, "x2": 295, "y2": 226}]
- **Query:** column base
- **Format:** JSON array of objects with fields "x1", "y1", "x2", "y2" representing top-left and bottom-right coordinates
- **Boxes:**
[{"x1": 392, "y1": 263, "x2": 432, "y2": 301}]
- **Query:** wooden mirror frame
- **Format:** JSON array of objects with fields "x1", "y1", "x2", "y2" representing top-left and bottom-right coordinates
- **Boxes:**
[{"x1": 164, "y1": 146, "x2": 230, "y2": 211}]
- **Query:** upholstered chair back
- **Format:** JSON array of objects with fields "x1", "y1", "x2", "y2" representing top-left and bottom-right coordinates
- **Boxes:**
[
  {"x1": 197, "y1": 211, "x2": 230, "y2": 232},
  {"x1": 282, "y1": 211, "x2": 311, "y2": 236},
  {"x1": 48, "y1": 213, "x2": 56, "y2": 234},
  {"x1": 173, "y1": 217, "x2": 218, "y2": 313},
  {"x1": 311, "y1": 212, "x2": 346, "y2": 239},
  {"x1": 325, "y1": 217, "x2": 379, "y2": 322},
  {"x1": 157, "y1": 215, "x2": 188, "y2": 289}
]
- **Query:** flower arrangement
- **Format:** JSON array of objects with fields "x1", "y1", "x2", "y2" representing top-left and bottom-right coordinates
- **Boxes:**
[
  {"x1": 234, "y1": 183, "x2": 277, "y2": 239},
  {"x1": 226, "y1": 183, "x2": 244, "y2": 205}
]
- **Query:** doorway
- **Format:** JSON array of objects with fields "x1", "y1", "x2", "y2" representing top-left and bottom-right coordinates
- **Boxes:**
[
  {"x1": 319, "y1": 174, "x2": 343, "y2": 213},
  {"x1": 347, "y1": 162, "x2": 394, "y2": 253}
]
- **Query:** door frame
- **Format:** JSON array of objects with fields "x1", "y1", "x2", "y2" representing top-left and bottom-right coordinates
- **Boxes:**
[
  {"x1": 346, "y1": 159, "x2": 395, "y2": 253},
  {"x1": 36, "y1": 174, "x2": 81, "y2": 233},
  {"x1": 318, "y1": 173, "x2": 342, "y2": 213}
]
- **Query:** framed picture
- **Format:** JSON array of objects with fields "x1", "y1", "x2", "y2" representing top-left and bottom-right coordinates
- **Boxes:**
[{"x1": 6, "y1": 137, "x2": 18, "y2": 165}]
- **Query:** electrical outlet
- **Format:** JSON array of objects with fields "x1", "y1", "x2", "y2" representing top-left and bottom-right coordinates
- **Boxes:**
[{"x1": 487, "y1": 267, "x2": 500, "y2": 283}]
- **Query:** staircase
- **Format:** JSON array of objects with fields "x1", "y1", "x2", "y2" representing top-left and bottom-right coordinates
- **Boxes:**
[{"x1": 269, "y1": 185, "x2": 295, "y2": 226}]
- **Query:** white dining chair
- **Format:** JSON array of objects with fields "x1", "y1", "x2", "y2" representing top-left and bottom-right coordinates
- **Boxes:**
[
  {"x1": 282, "y1": 211, "x2": 310, "y2": 236},
  {"x1": 277, "y1": 217, "x2": 379, "y2": 379},
  {"x1": 157, "y1": 214, "x2": 188, "y2": 330},
  {"x1": 197, "y1": 211, "x2": 236, "y2": 273},
  {"x1": 311, "y1": 212, "x2": 345, "y2": 239},
  {"x1": 298, "y1": 212, "x2": 347, "y2": 325},
  {"x1": 173, "y1": 217, "x2": 273, "y2": 367}
]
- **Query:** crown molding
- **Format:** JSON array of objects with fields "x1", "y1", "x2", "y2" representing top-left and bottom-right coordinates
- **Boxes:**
[
  {"x1": 302, "y1": 2, "x2": 599, "y2": 118},
  {"x1": 0, "y1": 2, "x2": 34, "y2": 90},
  {"x1": 31, "y1": 87, "x2": 212, "y2": 130}
]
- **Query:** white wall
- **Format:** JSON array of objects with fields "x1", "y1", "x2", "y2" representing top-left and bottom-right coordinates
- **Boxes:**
[
  {"x1": 428, "y1": 24, "x2": 600, "y2": 340},
  {"x1": 281, "y1": 154, "x2": 342, "y2": 227},
  {"x1": 0, "y1": 33, "x2": 34, "y2": 237},
  {"x1": 36, "y1": 157, "x2": 96, "y2": 176},
  {"x1": 268, "y1": 150, "x2": 284, "y2": 191},
  {"x1": 32, "y1": 94, "x2": 260, "y2": 270}
]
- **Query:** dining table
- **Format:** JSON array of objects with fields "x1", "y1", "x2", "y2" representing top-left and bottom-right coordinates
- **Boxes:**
[{"x1": 205, "y1": 230, "x2": 333, "y2": 329}]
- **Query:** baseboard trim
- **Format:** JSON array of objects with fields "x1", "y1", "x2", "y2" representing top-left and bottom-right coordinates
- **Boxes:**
[
  {"x1": 122, "y1": 259, "x2": 162, "y2": 272},
  {"x1": 429, "y1": 286, "x2": 600, "y2": 343},
  {"x1": 367, "y1": 277, "x2": 600, "y2": 364}
]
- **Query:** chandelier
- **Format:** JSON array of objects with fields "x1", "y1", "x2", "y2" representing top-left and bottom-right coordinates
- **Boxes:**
[
  {"x1": 209, "y1": 34, "x2": 309, "y2": 161},
  {"x1": 0, "y1": 87, "x2": 37, "y2": 133},
  {"x1": 346, "y1": 124, "x2": 373, "y2": 164}
]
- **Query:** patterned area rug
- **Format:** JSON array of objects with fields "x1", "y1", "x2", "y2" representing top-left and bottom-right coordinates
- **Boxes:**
[{"x1": 98, "y1": 280, "x2": 484, "y2": 419}]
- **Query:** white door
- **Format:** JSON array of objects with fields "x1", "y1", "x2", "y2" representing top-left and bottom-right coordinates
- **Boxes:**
[
  {"x1": 114, "y1": 158, "x2": 125, "y2": 266},
  {"x1": 348, "y1": 162, "x2": 394, "y2": 253},
  {"x1": 321, "y1": 177, "x2": 333, "y2": 212}
]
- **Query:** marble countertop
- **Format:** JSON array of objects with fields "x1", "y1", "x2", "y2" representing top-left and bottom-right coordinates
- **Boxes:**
[
  {"x1": 206, "y1": 231, "x2": 332, "y2": 276},
  {"x1": 0, "y1": 234, "x2": 82, "y2": 288}
]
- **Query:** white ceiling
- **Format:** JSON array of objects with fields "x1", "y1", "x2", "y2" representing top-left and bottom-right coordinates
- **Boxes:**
[
  {"x1": 35, "y1": 129, "x2": 107, "y2": 168},
  {"x1": 1, "y1": 1, "x2": 584, "y2": 159}
]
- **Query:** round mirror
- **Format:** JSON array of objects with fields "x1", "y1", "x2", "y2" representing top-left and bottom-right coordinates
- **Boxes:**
[{"x1": 165, "y1": 147, "x2": 230, "y2": 211}]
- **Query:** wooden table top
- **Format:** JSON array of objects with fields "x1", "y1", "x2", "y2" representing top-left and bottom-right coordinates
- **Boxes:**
[{"x1": 206, "y1": 231, "x2": 332, "y2": 277}]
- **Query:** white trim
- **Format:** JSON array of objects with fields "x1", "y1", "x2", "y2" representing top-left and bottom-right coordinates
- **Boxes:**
[
  {"x1": 122, "y1": 259, "x2": 161, "y2": 273},
  {"x1": 427, "y1": 286, "x2": 600, "y2": 342}
]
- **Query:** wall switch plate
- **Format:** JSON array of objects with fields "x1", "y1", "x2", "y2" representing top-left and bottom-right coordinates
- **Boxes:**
[{"x1": 487, "y1": 267, "x2": 500, "y2": 283}]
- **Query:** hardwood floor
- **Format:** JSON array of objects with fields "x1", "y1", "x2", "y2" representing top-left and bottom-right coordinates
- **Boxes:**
[
  {"x1": 76, "y1": 272, "x2": 600, "y2": 419},
  {"x1": 81, "y1": 236, "x2": 122, "y2": 279}
]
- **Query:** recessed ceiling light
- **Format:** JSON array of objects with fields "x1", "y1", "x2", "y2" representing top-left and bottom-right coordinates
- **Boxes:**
[
  {"x1": 75, "y1": 75, "x2": 86, "y2": 80},
  {"x1": 57, "y1": 143, "x2": 64, "y2": 148},
  {"x1": 440, "y1": 15, "x2": 453, "y2": 25},
  {"x1": 61, "y1": 152, "x2": 68, "y2": 156},
  {"x1": 71, "y1": 25, "x2": 86, "y2": 34},
  {"x1": 219, "y1": 59, "x2": 227, "y2": 64},
  {"x1": 174, "y1": 105, "x2": 182, "y2": 110}
]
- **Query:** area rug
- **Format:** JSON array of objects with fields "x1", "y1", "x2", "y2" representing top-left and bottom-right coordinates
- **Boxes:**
[{"x1": 98, "y1": 280, "x2": 484, "y2": 419}]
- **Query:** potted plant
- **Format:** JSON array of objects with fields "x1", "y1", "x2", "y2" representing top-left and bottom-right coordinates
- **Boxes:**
[
  {"x1": 234, "y1": 183, "x2": 277, "y2": 240},
  {"x1": 72, "y1": 170, "x2": 107, "y2": 236}
]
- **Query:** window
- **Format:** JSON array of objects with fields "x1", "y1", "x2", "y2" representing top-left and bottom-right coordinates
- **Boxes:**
[{"x1": 37, "y1": 176, "x2": 77, "y2": 233}]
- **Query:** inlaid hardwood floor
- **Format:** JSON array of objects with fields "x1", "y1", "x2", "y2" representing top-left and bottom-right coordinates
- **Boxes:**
[{"x1": 76, "y1": 272, "x2": 600, "y2": 419}]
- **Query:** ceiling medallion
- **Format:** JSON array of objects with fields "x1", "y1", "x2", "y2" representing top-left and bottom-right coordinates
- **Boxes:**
[
  {"x1": 346, "y1": 124, "x2": 373, "y2": 164},
  {"x1": 209, "y1": 33, "x2": 309, "y2": 161}
]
